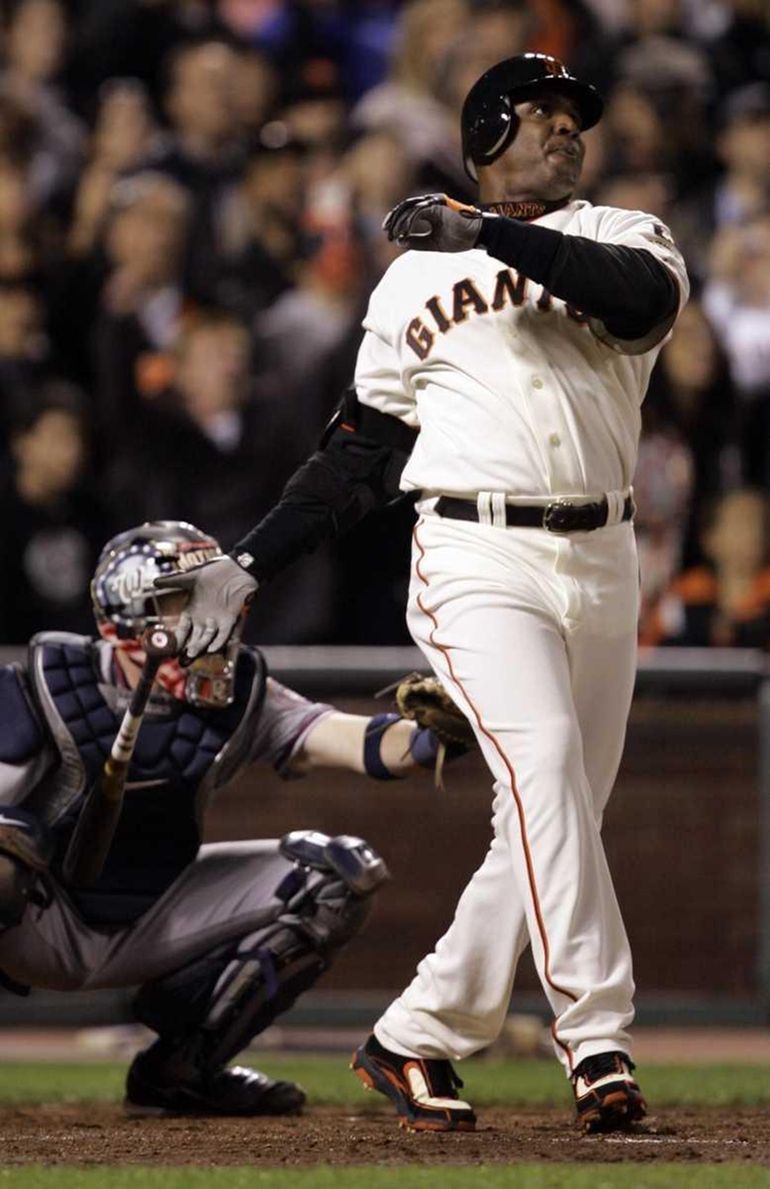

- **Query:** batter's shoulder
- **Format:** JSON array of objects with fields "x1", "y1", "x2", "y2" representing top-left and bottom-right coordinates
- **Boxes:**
[
  {"x1": 574, "y1": 201, "x2": 678, "y2": 244},
  {"x1": 365, "y1": 248, "x2": 445, "y2": 336},
  {"x1": 377, "y1": 248, "x2": 438, "y2": 288}
]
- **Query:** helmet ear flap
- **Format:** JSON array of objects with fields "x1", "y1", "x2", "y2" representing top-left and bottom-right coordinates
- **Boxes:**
[{"x1": 463, "y1": 90, "x2": 519, "y2": 180}]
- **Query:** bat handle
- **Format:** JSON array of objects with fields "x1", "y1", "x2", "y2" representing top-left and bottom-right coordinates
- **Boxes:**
[{"x1": 61, "y1": 631, "x2": 175, "y2": 888}]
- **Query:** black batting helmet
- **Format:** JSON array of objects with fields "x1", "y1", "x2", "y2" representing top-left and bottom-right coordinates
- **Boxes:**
[{"x1": 461, "y1": 53, "x2": 604, "y2": 182}]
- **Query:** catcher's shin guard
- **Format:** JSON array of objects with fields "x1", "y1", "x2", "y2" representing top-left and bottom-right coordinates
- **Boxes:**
[{"x1": 133, "y1": 831, "x2": 389, "y2": 1075}]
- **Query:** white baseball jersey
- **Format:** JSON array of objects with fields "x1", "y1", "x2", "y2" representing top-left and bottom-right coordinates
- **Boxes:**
[{"x1": 354, "y1": 201, "x2": 689, "y2": 499}]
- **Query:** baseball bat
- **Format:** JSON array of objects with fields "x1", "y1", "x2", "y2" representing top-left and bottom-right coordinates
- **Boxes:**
[{"x1": 61, "y1": 626, "x2": 177, "y2": 888}]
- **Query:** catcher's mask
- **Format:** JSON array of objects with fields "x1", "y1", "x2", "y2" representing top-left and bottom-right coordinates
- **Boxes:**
[
  {"x1": 461, "y1": 52, "x2": 604, "y2": 182},
  {"x1": 91, "y1": 520, "x2": 242, "y2": 708}
]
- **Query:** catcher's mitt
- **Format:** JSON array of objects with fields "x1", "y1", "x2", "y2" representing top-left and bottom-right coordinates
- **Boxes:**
[
  {"x1": 392, "y1": 673, "x2": 476, "y2": 748},
  {"x1": 379, "y1": 672, "x2": 475, "y2": 789}
]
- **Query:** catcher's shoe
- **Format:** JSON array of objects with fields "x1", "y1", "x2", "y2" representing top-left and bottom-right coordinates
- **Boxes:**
[
  {"x1": 125, "y1": 1053, "x2": 306, "y2": 1117},
  {"x1": 351, "y1": 1033, "x2": 476, "y2": 1132},
  {"x1": 571, "y1": 1051, "x2": 647, "y2": 1133}
]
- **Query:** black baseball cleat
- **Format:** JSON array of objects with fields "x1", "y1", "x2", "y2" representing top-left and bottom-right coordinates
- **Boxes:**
[
  {"x1": 125, "y1": 1054, "x2": 306, "y2": 1117},
  {"x1": 351, "y1": 1033, "x2": 476, "y2": 1132},
  {"x1": 571, "y1": 1050, "x2": 647, "y2": 1133}
]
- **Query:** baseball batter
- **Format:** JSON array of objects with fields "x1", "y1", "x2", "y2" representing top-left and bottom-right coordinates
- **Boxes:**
[{"x1": 165, "y1": 54, "x2": 689, "y2": 1133}]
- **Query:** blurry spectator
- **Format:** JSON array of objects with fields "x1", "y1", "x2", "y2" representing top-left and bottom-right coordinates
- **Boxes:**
[
  {"x1": 253, "y1": 212, "x2": 365, "y2": 441},
  {"x1": 701, "y1": 0, "x2": 770, "y2": 98},
  {"x1": 594, "y1": 170, "x2": 674, "y2": 222},
  {"x1": 352, "y1": 0, "x2": 474, "y2": 196},
  {"x1": 601, "y1": 83, "x2": 670, "y2": 176},
  {"x1": 677, "y1": 82, "x2": 770, "y2": 279},
  {"x1": 0, "y1": 284, "x2": 50, "y2": 444},
  {"x1": 232, "y1": 48, "x2": 280, "y2": 145},
  {"x1": 92, "y1": 172, "x2": 191, "y2": 447},
  {"x1": 65, "y1": 0, "x2": 223, "y2": 117},
  {"x1": 540, "y1": 0, "x2": 620, "y2": 87},
  {"x1": 680, "y1": 0, "x2": 730, "y2": 39},
  {"x1": 138, "y1": 38, "x2": 248, "y2": 300},
  {"x1": 68, "y1": 79, "x2": 159, "y2": 257},
  {"x1": 46, "y1": 81, "x2": 160, "y2": 386},
  {"x1": 102, "y1": 309, "x2": 289, "y2": 539},
  {"x1": 640, "y1": 488, "x2": 770, "y2": 648},
  {"x1": 441, "y1": 0, "x2": 535, "y2": 103},
  {"x1": 0, "y1": 89, "x2": 36, "y2": 167},
  {"x1": 341, "y1": 129, "x2": 417, "y2": 276},
  {"x1": 219, "y1": 0, "x2": 398, "y2": 104},
  {"x1": 102, "y1": 306, "x2": 335, "y2": 641},
  {"x1": 702, "y1": 212, "x2": 770, "y2": 486},
  {"x1": 216, "y1": 133, "x2": 307, "y2": 317},
  {"x1": 1, "y1": 0, "x2": 85, "y2": 209},
  {"x1": 634, "y1": 427, "x2": 695, "y2": 646},
  {"x1": 0, "y1": 158, "x2": 45, "y2": 281},
  {"x1": 623, "y1": 0, "x2": 685, "y2": 37},
  {"x1": 615, "y1": 35, "x2": 714, "y2": 191},
  {"x1": 644, "y1": 302, "x2": 738, "y2": 564},
  {"x1": 279, "y1": 93, "x2": 347, "y2": 157},
  {"x1": 575, "y1": 120, "x2": 608, "y2": 198},
  {"x1": 0, "y1": 381, "x2": 105, "y2": 642},
  {"x1": 158, "y1": 39, "x2": 243, "y2": 178}
]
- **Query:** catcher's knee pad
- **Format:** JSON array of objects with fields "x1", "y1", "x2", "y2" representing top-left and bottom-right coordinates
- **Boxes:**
[{"x1": 134, "y1": 831, "x2": 388, "y2": 1071}]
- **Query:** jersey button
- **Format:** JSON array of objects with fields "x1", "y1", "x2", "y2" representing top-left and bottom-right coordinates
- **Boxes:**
[
  {"x1": 532, "y1": 377, "x2": 544, "y2": 389},
  {"x1": 549, "y1": 433, "x2": 561, "y2": 447}
]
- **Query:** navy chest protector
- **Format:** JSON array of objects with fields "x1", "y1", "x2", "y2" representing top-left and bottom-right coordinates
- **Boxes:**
[{"x1": 26, "y1": 633, "x2": 267, "y2": 924}]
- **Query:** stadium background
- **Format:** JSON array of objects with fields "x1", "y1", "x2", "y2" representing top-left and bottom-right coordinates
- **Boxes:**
[{"x1": 0, "y1": 0, "x2": 769, "y2": 1026}]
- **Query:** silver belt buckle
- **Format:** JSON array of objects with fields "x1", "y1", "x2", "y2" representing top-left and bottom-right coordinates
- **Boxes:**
[{"x1": 543, "y1": 498, "x2": 575, "y2": 533}]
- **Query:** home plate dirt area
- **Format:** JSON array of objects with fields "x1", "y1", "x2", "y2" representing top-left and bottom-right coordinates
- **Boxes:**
[{"x1": 1, "y1": 1105, "x2": 769, "y2": 1167}]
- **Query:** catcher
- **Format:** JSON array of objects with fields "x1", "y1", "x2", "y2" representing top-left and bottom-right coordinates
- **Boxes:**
[{"x1": 0, "y1": 520, "x2": 470, "y2": 1117}]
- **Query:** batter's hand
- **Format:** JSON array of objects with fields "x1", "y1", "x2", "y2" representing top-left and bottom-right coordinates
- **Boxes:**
[
  {"x1": 154, "y1": 555, "x2": 258, "y2": 660},
  {"x1": 383, "y1": 194, "x2": 485, "y2": 252}
]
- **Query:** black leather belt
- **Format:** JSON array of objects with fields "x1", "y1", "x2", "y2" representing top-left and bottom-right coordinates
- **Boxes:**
[{"x1": 434, "y1": 494, "x2": 634, "y2": 533}]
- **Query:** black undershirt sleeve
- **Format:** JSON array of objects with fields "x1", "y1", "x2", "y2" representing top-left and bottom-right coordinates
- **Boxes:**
[
  {"x1": 232, "y1": 412, "x2": 415, "y2": 582},
  {"x1": 476, "y1": 217, "x2": 679, "y2": 340}
]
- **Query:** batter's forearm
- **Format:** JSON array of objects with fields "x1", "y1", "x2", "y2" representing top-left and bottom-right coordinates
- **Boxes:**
[
  {"x1": 233, "y1": 401, "x2": 416, "y2": 582},
  {"x1": 476, "y1": 219, "x2": 679, "y2": 339},
  {"x1": 233, "y1": 458, "x2": 348, "y2": 582},
  {"x1": 233, "y1": 443, "x2": 387, "y2": 582}
]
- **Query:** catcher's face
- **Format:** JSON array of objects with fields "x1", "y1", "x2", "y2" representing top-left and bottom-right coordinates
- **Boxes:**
[{"x1": 478, "y1": 90, "x2": 585, "y2": 203}]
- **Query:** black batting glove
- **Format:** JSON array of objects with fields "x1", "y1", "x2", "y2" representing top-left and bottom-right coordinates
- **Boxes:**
[{"x1": 383, "y1": 193, "x2": 490, "y2": 253}]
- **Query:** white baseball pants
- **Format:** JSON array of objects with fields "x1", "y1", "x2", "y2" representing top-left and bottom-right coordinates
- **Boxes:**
[{"x1": 375, "y1": 512, "x2": 640, "y2": 1075}]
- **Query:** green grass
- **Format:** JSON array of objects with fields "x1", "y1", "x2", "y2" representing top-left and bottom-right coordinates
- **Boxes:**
[
  {"x1": 2, "y1": 1055, "x2": 770, "y2": 1108},
  {"x1": 2, "y1": 1056, "x2": 769, "y2": 1185},
  {"x1": 1, "y1": 1167, "x2": 770, "y2": 1188}
]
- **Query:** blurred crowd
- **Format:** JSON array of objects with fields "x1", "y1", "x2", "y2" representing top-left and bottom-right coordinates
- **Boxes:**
[{"x1": 0, "y1": 0, "x2": 768, "y2": 649}]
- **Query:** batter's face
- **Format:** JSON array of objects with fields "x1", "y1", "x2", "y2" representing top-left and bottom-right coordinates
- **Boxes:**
[{"x1": 477, "y1": 90, "x2": 585, "y2": 203}]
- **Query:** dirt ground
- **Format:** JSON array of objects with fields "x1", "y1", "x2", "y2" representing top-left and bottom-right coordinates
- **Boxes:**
[{"x1": 1, "y1": 1104, "x2": 769, "y2": 1167}]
